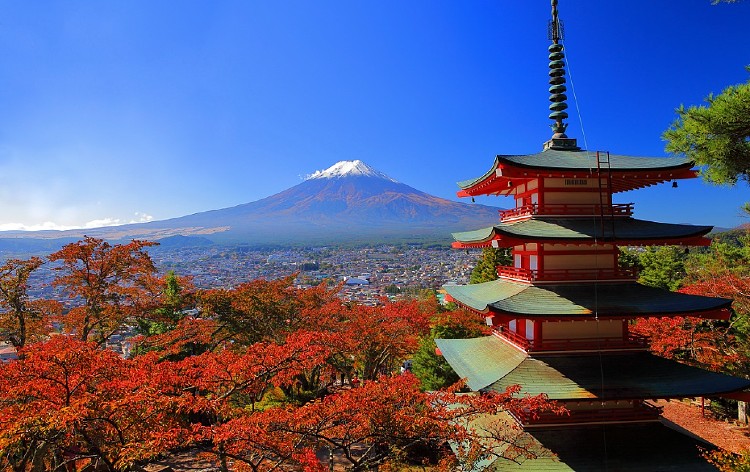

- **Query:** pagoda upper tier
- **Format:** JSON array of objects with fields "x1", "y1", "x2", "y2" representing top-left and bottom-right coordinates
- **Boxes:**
[
  {"x1": 443, "y1": 279, "x2": 732, "y2": 321},
  {"x1": 457, "y1": 149, "x2": 697, "y2": 197}
]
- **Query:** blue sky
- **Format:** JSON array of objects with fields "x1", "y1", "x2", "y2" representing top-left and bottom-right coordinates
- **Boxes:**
[{"x1": 0, "y1": 0, "x2": 748, "y2": 231}]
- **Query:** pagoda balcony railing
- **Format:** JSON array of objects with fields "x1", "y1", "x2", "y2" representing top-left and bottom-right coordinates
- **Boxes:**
[
  {"x1": 496, "y1": 265, "x2": 638, "y2": 283},
  {"x1": 509, "y1": 402, "x2": 662, "y2": 427},
  {"x1": 495, "y1": 328, "x2": 650, "y2": 353},
  {"x1": 500, "y1": 203, "x2": 634, "y2": 222}
]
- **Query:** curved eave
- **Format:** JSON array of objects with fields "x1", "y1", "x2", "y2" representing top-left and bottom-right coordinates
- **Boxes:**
[
  {"x1": 435, "y1": 335, "x2": 525, "y2": 391},
  {"x1": 497, "y1": 151, "x2": 694, "y2": 173},
  {"x1": 456, "y1": 156, "x2": 502, "y2": 191},
  {"x1": 456, "y1": 151, "x2": 697, "y2": 197},
  {"x1": 486, "y1": 349, "x2": 750, "y2": 400},
  {"x1": 452, "y1": 218, "x2": 713, "y2": 248},
  {"x1": 443, "y1": 280, "x2": 732, "y2": 320},
  {"x1": 452, "y1": 235, "x2": 712, "y2": 249},
  {"x1": 436, "y1": 335, "x2": 750, "y2": 400}
]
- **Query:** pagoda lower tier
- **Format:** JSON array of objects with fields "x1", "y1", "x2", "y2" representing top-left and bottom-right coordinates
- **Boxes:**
[
  {"x1": 435, "y1": 335, "x2": 750, "y2": 397},
  {"x1": 436, "y1": 333, "x2": 750, "y2": 437},
  {"x1": 458, "y1": 417, "x2": 720, "y2": 471}
]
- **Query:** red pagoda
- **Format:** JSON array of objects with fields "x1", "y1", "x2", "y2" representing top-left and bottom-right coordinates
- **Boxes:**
[{"x1": 436, "y1": 1, "x2": 750, "y2": 469}]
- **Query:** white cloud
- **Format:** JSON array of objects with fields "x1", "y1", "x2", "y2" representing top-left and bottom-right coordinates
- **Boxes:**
[
  {"x1": 130, "y1": 212, "x2": 154, "y2": 223},
  {"x1": 0, "y1": 219, "x2": 124, "y2": 232},
  {"x1": 0, "y1": 212, "x2": 154, "y2": 232},
  {"x1": 0, "y1": 221, "x2": 76, "y2": 232},
  {"x1": 83, "y1": 218, "x2": 123, "y2": 228}
]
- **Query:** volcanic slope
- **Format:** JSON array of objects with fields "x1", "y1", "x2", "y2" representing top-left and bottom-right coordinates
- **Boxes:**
[{"x1": 0, "y1": 161, "x2": 501, "y2": 247}]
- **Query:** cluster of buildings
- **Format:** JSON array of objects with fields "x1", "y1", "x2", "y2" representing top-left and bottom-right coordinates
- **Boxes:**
[
  {"x1": 3, "y1": 244, "x2": 479, "y2": 361},
  {"x1": 151, "y1": 244, "x2": 477, "y2": 304},
  {"x1": 17, "y1": 244, "x2": 477, "y2": 307}
]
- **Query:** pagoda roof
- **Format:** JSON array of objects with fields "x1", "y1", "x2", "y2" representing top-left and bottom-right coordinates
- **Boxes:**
[
  {"x1": 435, "y1": 336, "x2": 528, "y2": 391},
  {"x1": 457, "y1": 150, "x2": 696, "y2": 196},
  {"x1": 442, "y1": 280, "x2": 731, "y2": 319},
  {"x1": 469, "y1": 419, "x2": 717, "y2": 471},
  {"x1": 452, "y1": 217, "x2": 712, "y2": 248},
  {"x1": 435, "y1": 335, "x2": 750, "y2": 399}
]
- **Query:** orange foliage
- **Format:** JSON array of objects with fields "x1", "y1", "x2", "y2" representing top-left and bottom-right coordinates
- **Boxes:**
[
  {"x1": 197, "y1": 275, "x2": 339, "y2": 346},
  {"x1": 681, "y1": 270, "x2": 750, "y2": 318},
  {"x1": 0, "y1": 336, "x2": 188, "y2": 471},
  {"x1": 0, "y1": 257, "x2": 61, "y2": 348},
  {"x1": 632, "y1": 270, "x2": 750, "y2": 373},
  {"x1": 215, "y1": 374, "x2": 562, "y2": 471},
  {"x1": 167, "y1": 331, "x2": 331, "y2": 415},
  {"x1": 320, "y1": 300, "x2": 430, "y2": 381},
  {"x1": 0, "y1": 243, "x2": 560, "y2": 471},
  {"x1": 49, "y1": 237, "x2": 159, "y2": 344}
]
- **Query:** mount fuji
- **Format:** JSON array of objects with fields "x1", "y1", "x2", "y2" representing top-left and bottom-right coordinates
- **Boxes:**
[{"x1": 0, "y1": 161, "x2": 502, "y2": 247}]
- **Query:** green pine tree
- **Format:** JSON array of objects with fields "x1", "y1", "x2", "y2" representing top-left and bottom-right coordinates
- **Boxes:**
[
  {"x1": 664, "y1": 68, "x2": 750, "y2": 187},
  {"x1": 469, "y1": 247, "x2": 512, "y2": 284},
  {"x1": 636, "y1": 246, "x2": 687, "y2": 291},
  {"x1": 411, "y1": 314, "x2": 489, "y2": 391}
]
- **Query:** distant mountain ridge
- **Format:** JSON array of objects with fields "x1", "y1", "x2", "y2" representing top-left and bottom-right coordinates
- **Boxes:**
[{"x1": 0, "y1": 160, "x2": 502, "y2": 248}]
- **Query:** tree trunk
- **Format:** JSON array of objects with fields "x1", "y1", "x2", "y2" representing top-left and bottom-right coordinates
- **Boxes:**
[{"x1": 739, "y1": 400, "x2": 747, "y2": 424}]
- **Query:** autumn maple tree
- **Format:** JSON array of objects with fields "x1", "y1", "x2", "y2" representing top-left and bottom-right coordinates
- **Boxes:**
[
  {"x1": 269, "y1": 374, "x2": 558, "y2": 471},
  {"x1": 48, "y1": 237, "x2": 159, "y2": 345},
  {"x1": 192, "y1": 373, "x2": 560, "y2": 472},
  {"x1": 163, "y1": 334, "x2": 332, "y2": 471},
  {"x1": 678, "y1": 237, "x2": 750, "y2": 376},
  {"x1": 161, "y1": 277, "x2": 429, "y2": 394},
  {"x1": 0, "y1": 257, "x2": 60, "y2": 348},
  {"x1": 0, "y1": 336, "x2": 188, "y2": 472},
  {"x1": 632, "y1": 235, "x2": 750, "y2": 376},
  {"x1": 306, "y1": 299, "x2": 430, "y2": 382},
  {"x1": 196, "y1": 275, "x2": 339, "y2": 346}
]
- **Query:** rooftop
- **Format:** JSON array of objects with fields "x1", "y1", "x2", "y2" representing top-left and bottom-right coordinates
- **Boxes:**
[
  {"x1": 451, "y1": 217, "x2": 712, "y2": 248},
  {"x1": 435, "y1": 335, "x2": 750, "y2": 400},
  {"x1": 443, "y1": 280, "x2": 731, "y2": 319}
]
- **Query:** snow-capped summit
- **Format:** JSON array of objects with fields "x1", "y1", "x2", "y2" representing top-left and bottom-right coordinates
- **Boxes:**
[{"x1": 305, "y1": 160, "x2": 399, "y2": 183}]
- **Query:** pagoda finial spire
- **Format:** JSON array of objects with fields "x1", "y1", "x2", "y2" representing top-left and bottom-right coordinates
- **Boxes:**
[
  {"x1": 550, "y1": 0, "x2": 562, "y2": 43},
  {"x1": 543, "y1": 0, "x2": 578, "y2": 151}
]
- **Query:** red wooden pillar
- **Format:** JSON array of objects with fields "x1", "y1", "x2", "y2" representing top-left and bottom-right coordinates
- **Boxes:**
[
  {"x1": 534, "y1": 321, "x2": 543, "y2": 347},
  {"x1": 516, "y1": 318, "x2": 527, "y2": 338}
]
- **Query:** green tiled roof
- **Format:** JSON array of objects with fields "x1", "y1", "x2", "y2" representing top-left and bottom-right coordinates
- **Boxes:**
[
  {"x1": 451, "y1": 227, "x2": 498, "y2": 244},
  {"x1": 443, "y1": 280, "x2": 731, "y2": 317},
  {"x1": 434, "y1": 336, "x2": 526, "y2": 390},
  {"x1": 457, "y1": 151, "x2": 692, "y2": 189},
  {"x1": 452, "y1": 217, "x2": 712, "y2": 244},
  {"x1": 488, "y1": 351, "x2": 750, "y2": 400},
  {"x1": 436, "y1": 336, "x2": 750, "y2": 400},
  {"x1": 443, "y1": 281, "x2": 527, "y2": 313}
]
